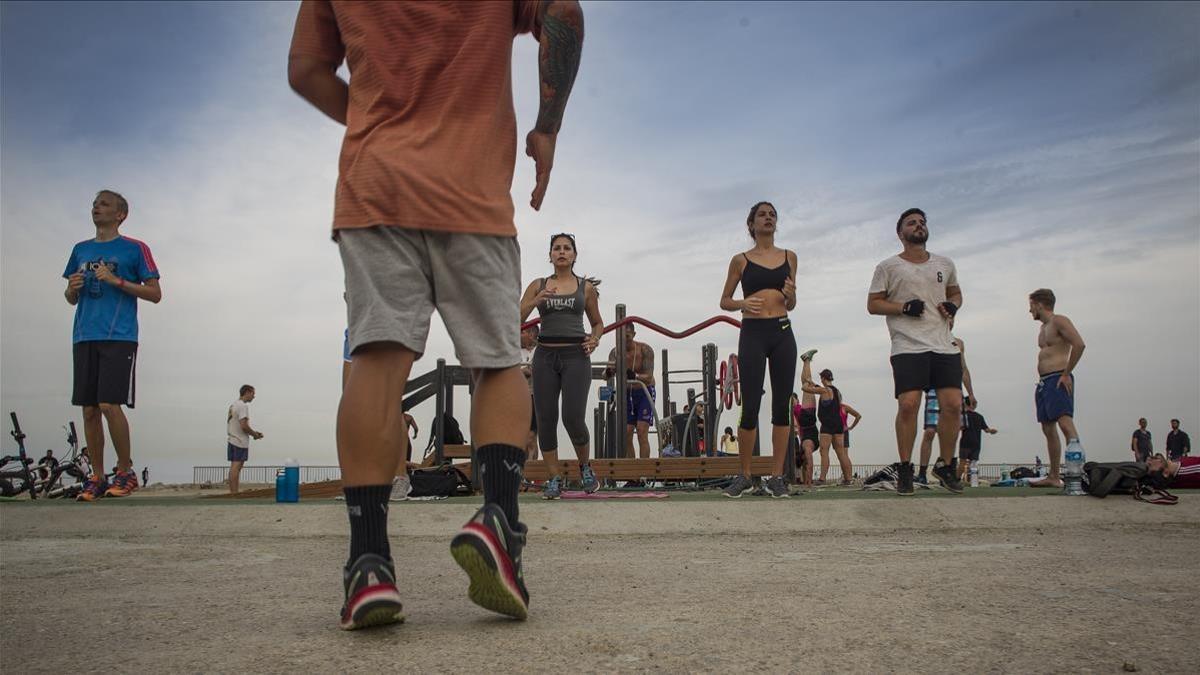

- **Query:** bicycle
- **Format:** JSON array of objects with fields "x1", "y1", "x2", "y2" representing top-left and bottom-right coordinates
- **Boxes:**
[
  {"x1": 0, "y1": 412, "x2": 38, "y2": 499},
  {"x1": 36, "y1": 422, "x2": 91, "y2": 499}
]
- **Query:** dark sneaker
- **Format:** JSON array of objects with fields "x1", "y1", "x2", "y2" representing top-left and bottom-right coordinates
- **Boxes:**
[
  {"x1": 542, "y1": 476, "x2": 562, "y2": 500},
  {"x1": 915, "y1": 473, "x2": 928, "y2": 486},
  {"x1": 450, "y1": 503, "x2": 529, "y2": 620},
  {"x1": 580, "y1": 464, "x2": 600, "y2": 494},
  {"x1": 764, "y1": 475, "x2": 790, "y2": 498},
  {"x1": 722, "y1": 475, "x2": 755, "y2": 498},
  {"x1": 104, "y1": 469, "x2": 139, "y2": 497},
  {"x1": 897, "y1": 462, "x2": 915, "y2": 496},
  {"x1": 932, "y1": 458, "x2": 964, "y2": 494},
  {"x1": 76, "y1": 475, "x2": 108, "y2": 502},
  {"x1": 340, "y1": 553, "x2": 405, "y2": 630},
  {"x1": 800, "y1": 348, "x2": 818, "y2": 362}
]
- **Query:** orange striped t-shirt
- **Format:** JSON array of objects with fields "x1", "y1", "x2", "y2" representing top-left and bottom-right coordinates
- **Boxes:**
[{"x1": 290, "y1": 1, "x2": 543, "y2": 237}]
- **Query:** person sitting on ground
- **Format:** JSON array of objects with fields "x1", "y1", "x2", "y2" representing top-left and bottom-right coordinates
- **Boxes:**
[
  {"x1": 720, "y1": 426, "x2": 738, "y2": 456},
  {"x1": 38, "y1": 450, "x2": 59, "y2": 482}
]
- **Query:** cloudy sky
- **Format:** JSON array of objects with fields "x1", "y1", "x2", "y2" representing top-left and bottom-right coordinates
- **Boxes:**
[{"x1": 2, "y1": 1, "x2": 1197, "y2": 483}]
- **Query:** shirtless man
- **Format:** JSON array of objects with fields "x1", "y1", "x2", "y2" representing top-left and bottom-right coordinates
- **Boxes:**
[
  {"x1": 605, "y1": 324, "x2": 656, "y2": 458},
  {"x1": 1027, "y1": 288, "x2": 1086, "y2": 488},
  {"x1": 917, "y1": 325, "x2": 974, "y2": 484}
]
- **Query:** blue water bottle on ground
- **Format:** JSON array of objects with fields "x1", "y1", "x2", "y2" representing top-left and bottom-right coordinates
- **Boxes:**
[{"x1": 276, "y1": 459, "x2": 300, "y2": 502}]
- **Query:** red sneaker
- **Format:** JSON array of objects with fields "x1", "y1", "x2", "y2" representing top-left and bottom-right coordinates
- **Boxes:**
[{"x1": 104, "y1": 469, "x2": 140, "y2": 497}]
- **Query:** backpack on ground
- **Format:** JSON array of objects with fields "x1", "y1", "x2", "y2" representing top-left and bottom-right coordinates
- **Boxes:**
[{"x1": 408, "y1": 462, "x2": 473, "y2": 498}]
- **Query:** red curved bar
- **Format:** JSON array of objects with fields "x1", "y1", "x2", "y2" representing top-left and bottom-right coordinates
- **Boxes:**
[{"x1": 520, "y1": 314, "x2": 742, "y2": 338}]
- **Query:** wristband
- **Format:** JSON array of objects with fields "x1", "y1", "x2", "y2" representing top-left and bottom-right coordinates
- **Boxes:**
[{"x1": 901, "y1": 299, "x2": 925, "y2": 317}]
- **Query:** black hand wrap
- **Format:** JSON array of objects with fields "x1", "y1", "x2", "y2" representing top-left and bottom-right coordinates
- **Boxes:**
[
  {"x1": 626, "y1": 369, "x2": 637, "y2": 380},
  {"x1": 940, "y1": 301, "x2": 959, "y2": 317},
  {"x1": 901, "y1": 299, "x2": 925, "y2": 317}
]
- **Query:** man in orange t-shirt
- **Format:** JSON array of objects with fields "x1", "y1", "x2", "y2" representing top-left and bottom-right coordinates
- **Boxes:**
[{"x1": 289, "y1": 0, "x2": 584, "y2": 630}]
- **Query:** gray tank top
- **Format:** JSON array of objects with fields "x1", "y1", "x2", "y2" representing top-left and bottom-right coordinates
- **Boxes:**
[{"x1": 537, "y1": 275, "x2": 586, "y2": 342}]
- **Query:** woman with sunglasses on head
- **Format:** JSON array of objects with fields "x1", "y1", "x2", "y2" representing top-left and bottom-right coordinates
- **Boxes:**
[
  {"x1": 719, "y1": 201, "x2": 798, "y2": 498},
  {"x1": 520, "y1": 233, "x2": 604, "y2": 499}
]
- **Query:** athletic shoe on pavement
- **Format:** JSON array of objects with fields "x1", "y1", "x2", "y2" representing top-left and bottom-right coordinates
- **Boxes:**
[
  {"x1": 76, "y1": 475, "x2": 108, "y2": 502},
  {"x1": 450, "y1": 503, "x2": 529, "y2": 620},
  {"x1": 897, "y1": 462, "x2": 915, "y2": 496},
  {"x1": 722, "y1": 475, "x2": 755, "y2": 498},
  {"x1": 931, "y1": 458, "x2": 964, "y2": 494},
  {"x1": 764, "y1": 475, "x2": 790, "y2": 498},
  {"x1": 340, "y1": 553, "x2": 405, "y2": 630},
  {"x1": 580, "y1": 464, "x2": 600, "y2": 494},
  {"x1": 542, "y1": 476, "x2": 562, "y2": 500},
  {"x1": 389, "y1": 474, "x2": 411, "y2": 501},
  {"x1": 104, "y1": 469, "x2": 139, "y2": 497}
]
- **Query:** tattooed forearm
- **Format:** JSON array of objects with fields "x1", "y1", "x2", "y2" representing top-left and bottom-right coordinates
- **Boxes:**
[{"x1": 535, "y1": 1, "x2": 584, "y2": 134}]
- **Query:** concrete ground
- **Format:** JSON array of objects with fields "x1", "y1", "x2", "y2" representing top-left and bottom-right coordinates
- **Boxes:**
[{"x1": 2, "y1": 489, "x2": 1197, "y2": 673}]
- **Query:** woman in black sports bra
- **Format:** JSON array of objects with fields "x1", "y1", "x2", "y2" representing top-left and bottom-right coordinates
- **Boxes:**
[{"x1": 718, "y1": 201, "x2": 798, "y2": 499}]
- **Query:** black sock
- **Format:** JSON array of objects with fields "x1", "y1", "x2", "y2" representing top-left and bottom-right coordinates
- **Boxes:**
[
  {"x1": 918, "y1": 464, "x2": 928, "y2": 478},
  {"x1": 344, "y1": 484, "x2": 391, "y2": 567},
  {"x1": 477, "y1": 444, "x2": 526, "y2": 526}
]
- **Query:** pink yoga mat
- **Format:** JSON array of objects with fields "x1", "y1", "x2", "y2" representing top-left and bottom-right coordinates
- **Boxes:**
[{"x1": 560, "y1": 490, "x2": 669, "y2": 499}]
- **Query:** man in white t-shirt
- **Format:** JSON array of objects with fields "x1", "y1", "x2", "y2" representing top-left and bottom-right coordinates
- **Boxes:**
[
  {"x1": 868, "y1": 207, "x2": 965, "y2": 496},
  {"x1": 227, "y1": 384, "x2": 264, "y2": 494}
]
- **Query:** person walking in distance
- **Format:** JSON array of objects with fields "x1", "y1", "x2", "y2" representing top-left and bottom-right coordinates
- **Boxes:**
[
  {"x1": 227, "y1": 385, "x2": 264, "y2": 495},
  {"x1": 867, "y1": 208, "x2": 965, "y2": 496},
  {"x1": 290, "y1": 0, "x2": 585, "y2": 628},
  {"x1": 63, "y1": 189, "x2": 162, "y2": 502},
  {"x1": 1026, "y1": 288, "x2": 1087, "y2": 489}
]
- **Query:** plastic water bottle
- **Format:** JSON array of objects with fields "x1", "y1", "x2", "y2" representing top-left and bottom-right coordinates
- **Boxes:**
[
  {"x1": 276, "y1": 459, "x2": 300, "y2": 502},
  {"x1": 969, "y1": 464, "x2": 979, "y2": 488},
  {"x1": 1063, "y1": 441, "x2": 1086, "y2": 496}
]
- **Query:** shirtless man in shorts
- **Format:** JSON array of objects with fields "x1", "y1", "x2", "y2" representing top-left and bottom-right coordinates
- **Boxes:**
[
  {"x1": 1027, "y1": 288, "x2": 1087, "y2": 488},
  {"x1": 606, "y1": 324, "x2": 656, "y2": 458}
]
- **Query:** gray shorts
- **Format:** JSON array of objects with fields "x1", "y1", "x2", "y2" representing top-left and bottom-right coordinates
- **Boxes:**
[{"x1": 338, "y1": 226, "x2": 521, "y2": 369}]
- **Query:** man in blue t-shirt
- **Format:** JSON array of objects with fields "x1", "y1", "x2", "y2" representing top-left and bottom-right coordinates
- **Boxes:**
[{"x1": 62, "y1": 190, "x2": 162, "y2": 502}]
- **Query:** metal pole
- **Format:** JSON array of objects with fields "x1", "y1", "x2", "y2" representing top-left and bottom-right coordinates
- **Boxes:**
[
  {"x1": 661, "y1": 348, "x2": 670, "y2": 422},
  {"x1": 613, "y1": 303, "x2": 627, "y2": 461},
  {"x1": 703, "y1": 343, "x2": 718, "y2": 458},
  {"x1": 594, "y1": 404, "x2": 604, "y2": 461},
  {"x1": 434, "y1": 358, "x2": 446, "y2": 464},
  {"x1": 686, "y1": 388, "x2": 696, "y2": 456}
]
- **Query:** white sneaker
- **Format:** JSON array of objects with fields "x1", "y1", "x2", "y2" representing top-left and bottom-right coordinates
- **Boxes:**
[{"x1": 389, "y1": 475, "x2": 412, "y2": 501}]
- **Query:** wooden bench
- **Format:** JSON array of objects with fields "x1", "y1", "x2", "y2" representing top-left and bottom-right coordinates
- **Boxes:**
[
  {"x1": 419, "y1": 444, "x2": 473, "y2": 467},
  {"x1": 523, "y1": 456, "x2": 776, "y2": 481}
]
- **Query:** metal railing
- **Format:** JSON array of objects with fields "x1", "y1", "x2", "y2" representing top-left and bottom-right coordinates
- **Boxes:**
[{"x1": 192, "y1": 465, "x2": 341, "y2": 485}]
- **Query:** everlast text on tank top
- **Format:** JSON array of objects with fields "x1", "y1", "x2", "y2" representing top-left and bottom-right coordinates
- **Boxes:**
[{"x1": 537, "y1": 275, "x2": 586, "y2": 343}]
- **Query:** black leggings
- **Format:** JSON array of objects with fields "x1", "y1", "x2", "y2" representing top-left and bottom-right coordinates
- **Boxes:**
[
  {"x1": 738, "y1": 317, "x2": 797, "y2": 430},
  {"x1": 531, "y1": 344, "x2": 591, "y2": 451}
]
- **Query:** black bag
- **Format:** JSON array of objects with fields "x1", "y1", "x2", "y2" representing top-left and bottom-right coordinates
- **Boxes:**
[
  {"x1": 1010, "y1": 466, "x2": 1037, "y2": 480},
  {"x1": 1083, "y1": 461, "x2": 1176, "y2": 505},
  {"x1": 408, "y1": 462, "x2": 472, "y2": 498},
  {"x1": 440, "y1": 412, "x2": 465, "y2": 445}
]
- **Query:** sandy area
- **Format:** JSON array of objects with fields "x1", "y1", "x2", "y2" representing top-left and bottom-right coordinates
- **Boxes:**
[{"x1": 2, "y1": 492, "x2": 1197, "y2": 673}]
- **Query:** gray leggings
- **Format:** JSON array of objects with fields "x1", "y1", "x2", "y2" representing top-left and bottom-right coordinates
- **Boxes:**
[{"x1": 532, "y1": 345, "x2": 592, "y2": 451}]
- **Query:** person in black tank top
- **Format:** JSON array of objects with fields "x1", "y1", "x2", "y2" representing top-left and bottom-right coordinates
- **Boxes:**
[
  {"x1": 519, "y1": 234, "x2": 605, "y2": 499},
  {"x1": 811, "y1": 367, "x2": 854, "y2": 485},
  {"x1": 718, "y1": 201, "x2": 799, "y2": 499}
]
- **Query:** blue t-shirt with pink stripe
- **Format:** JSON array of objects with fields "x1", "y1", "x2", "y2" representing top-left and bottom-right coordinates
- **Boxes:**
[{"x1": 63, "y1": 236, "x2": 160, "y2": 343}]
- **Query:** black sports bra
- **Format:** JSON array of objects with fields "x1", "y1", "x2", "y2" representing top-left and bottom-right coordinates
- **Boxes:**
[{"x1": 740, "y1": 251, "x2": 792, "y2": 297}]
